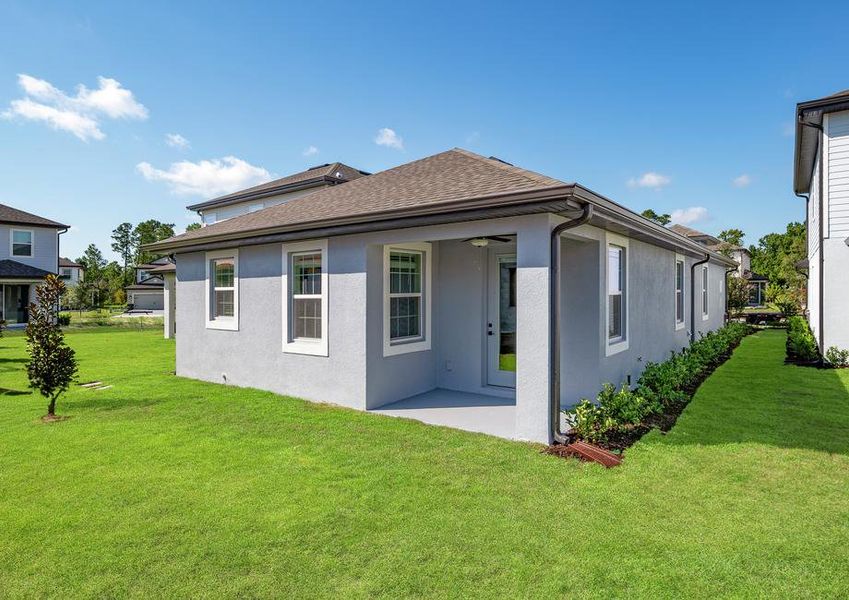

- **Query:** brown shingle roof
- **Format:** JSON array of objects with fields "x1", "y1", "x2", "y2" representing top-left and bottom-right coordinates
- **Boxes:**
[
  {"x1": 0, "y1": 259, "x2": 52, "y2": 279},
  {"x1": 154, "y1": 149, "x2": 569, "y2": 248},
  {"x1": 0, "y1": 203, "x2": 68, "y2": 228},
  {"x1": 59, "y1": 257, "x2": 82, "y2": 268},
  {"x1": 186, "y1": 162, "x2": 369, "y2": 211},
  {"x1": 668, "y1": 223, "x2": 708, "y2": 238}
]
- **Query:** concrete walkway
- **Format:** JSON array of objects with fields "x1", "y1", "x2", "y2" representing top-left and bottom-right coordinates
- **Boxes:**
[{"x1": 372, "y1": 388, "x2": 517, "y2": 439}]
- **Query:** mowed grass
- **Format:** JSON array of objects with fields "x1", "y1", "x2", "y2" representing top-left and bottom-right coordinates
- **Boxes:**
[{"x1": 1, "y1": 328, "x2": 848, "y2": 598}]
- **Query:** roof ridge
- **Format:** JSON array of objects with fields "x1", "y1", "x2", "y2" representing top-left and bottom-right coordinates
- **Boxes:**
[{"x1": 448, "y1": 148, "x2": 569, "y2": 187}]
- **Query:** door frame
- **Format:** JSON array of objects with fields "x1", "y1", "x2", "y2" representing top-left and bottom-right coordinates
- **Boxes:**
[{"x1": 486, "y1": 249, "x2": 517, "y2": 388}]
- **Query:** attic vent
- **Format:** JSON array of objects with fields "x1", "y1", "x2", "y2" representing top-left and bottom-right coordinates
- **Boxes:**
[
  {"x1": 334, "y1": 171, "x2": 343, "y2": 178},
  {"x1": 488, "y1": 156, "x2": 514, "y2": 166}
]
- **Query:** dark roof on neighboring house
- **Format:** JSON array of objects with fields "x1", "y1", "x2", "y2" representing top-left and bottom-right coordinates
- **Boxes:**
[
  {"x1": 0, "y1": 259, "x2": 52, "y2": 279},
  {"x1": 149, "y1": 262, "x2": 176, "y2": 274},
  {"x1": 125, "y1": 284, "x2": 165, "y2": 291},
  {"x1": 59, "y1": 257, "x2": 83, "y2": 268},
  {"x1": 747, "y1": 271, "x2": 769, "y2": 282},
  {"x1": 668, "y1": 224, "x2": 722, "y2": 244},
  {"x1": 186, "y1": 162, "x2": 369, "y2": 212},
  {"x1": 795, "y1": 89, "x2": 849, "y2": 194},
  {"x1": 0, "y1": 203, "x2": 68, "y2": 229},
  {"x1": 126, "y1": 278, "x2": 164, "y2": 290}
]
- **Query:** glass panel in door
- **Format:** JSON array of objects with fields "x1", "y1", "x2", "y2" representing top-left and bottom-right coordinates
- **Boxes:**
[{"x1": 488, "y1": 253, "x2": 517, "y2": 387}]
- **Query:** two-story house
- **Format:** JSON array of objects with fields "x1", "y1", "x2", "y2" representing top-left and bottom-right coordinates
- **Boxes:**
[
  {"x1": 58, "y1": 257, "x2": 84, "y2": 286},
  {"x1": 125, "y1": 256, "x2": 173, "y2": 311},
  {"x1": 0, "y1": 203, "x2": 67, "y2": 324},
  {"x1": 187, "y1": 162, "x2": 369, "y2": 226},
  {"x1": 794, "y1": 89, "x2": 849, "y2": 351}
]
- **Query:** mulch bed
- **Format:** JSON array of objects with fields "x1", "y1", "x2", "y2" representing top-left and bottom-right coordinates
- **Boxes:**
[{"x1": 545, "y1": 332, "x2": 752, "y2": 464}]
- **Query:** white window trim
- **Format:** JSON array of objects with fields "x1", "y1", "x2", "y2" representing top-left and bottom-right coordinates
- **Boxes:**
[
  {"x1": 205, "y1": 248, "x2": 239, "y2": 331},
  {"x1": 701, "y1": 264, "x2": 710, "y2": 321},
  {"x1": 383, "y1": 242, "x2": 432, "y2": 357},
  {"x1": 282, "y1": 239, "x2": 328, "y2": 356},
  {"x1": 675, "y1": 254, "x2": 686, "y2": 331},
  {"x1": 605, "y1": 233, "x2": 629, "y2": 357},
  {"x1": 10, "y1": 228, "x2": 34, "y2": 258}
]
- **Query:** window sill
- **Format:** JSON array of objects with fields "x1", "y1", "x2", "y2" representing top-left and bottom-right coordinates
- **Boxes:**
[
  {"x1": 284, "y1": 338, "x2": 328, "y2": 357},
  {"x1": 383, "y1": 338, "x2": 431, "y2": 357},
  {"x1": 675, "y1": 321, "x2": 686, "y2": 331},
  {"x1": 702, "y1": 314, "x2": 710, "y2": 322},
  {"x1": 605, "y1": 339, "x2": 629, "y2": 357},
  {"x1": 206, "y1": 318, "x2": 238, "y2": 331}
]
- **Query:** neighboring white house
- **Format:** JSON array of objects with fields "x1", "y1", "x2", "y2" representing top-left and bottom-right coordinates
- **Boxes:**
[
  {"x1": 187, "y1": 162, "x2": 369, "y2": 226},
  {"x1": 795, "y1": 89, "x2": 849, "y2": 352},
  {"x1": 0, "y1": 203, "x2": 67, "y2": 325},
  {"x1": 148, "y1": 149, "x2": 734, "y2": 444},
  {"x1": 125, "y1": 256, "x2": 173, "y2": 311},
  {"x1": 669, "y1": 224, "x2": 767, "y2": 307},
  {"x1": 58, "y1": 257, "x2": 84, "y2": 286}
]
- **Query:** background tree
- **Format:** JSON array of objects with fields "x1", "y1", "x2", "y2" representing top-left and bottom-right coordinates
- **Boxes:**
[
  {"x1": 134, "y1": 220, "x2": 175, "y2": 265},
  {"x1": 726, "y1": 276, "x2": 749, "y2": 316},
  {"x1": 186, "y1": 222, "x2": 202, "y2": 232},
  {"x1": 640, "y1": 209, "x2": 671, "y2": 226},
  {"x1": 77, "y1": 244, "x2": 108, "y2": 308},
  {"x1": 25, "y1": 275, "x2": 78, "y2": 419},
  {"x1": 750, "y1": 222, "x2": 806, "y2": 288},
  {"x1": 110, "y1": 222, "x2": 138, "y2": 285},
  {"x1": 715, "y1": 228, "x2": 746, "y2": 258}
]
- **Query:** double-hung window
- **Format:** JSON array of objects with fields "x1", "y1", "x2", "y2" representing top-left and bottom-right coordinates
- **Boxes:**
[
  {"x1": 383, "y1": 242, "x2": 431, "y2": 356},
  {"x1": 702, "y1": 265, "x2": 709, "y2": 320},
  {"x1": 675, "y1": 256, "x2": 685, "y2": 330},
  {"x1": 11, "y1": 229, "x2": 33, "y2": 257},
  {"x1": 606, "y1": 234, "x2": 629, "y2": 355},
  {"x1": 205, "y1": 249, "x2": 239, "y2": 330},
  {"x1": 283, "y1": 240, "x2": 328, "y2": 355}
]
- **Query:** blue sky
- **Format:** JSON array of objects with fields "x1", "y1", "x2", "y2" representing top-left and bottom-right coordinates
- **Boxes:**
[{"x1": 2, "y1": 0, "x2": 848, "y2": 261}]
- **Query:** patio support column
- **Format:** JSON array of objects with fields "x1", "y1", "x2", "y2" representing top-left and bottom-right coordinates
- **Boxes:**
[
  {"x1": 163, "y1": 272, "x2": 176, "y2": 339},
  {"x1": 514, "y1": 214, "x2": 555, "y2": 443}
]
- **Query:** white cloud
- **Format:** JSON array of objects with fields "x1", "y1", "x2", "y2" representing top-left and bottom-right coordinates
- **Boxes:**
[
  {"x1": 627, "y1": 171, "x2": 671, "y2": 189},
  {"x1": 374, "y1": 127, "x2": 404, "y2": 150},
  {"x1": 671, "y1": 206, "x2": 710, "y2": 225},
  {"x1": 165, "y1": 133, "x2": 190, "y2": 149},
  {"x1": 782, "y1": 121, "x2": 795, "y2": 137},
  {"x1": 136, "y1": 156, "x2": 272, "y2": 196},
  {"x1": 302, "y1": 145, "x2": 319, "y2": 156},
  {"x1": 733, "y1": 174, "x2": 752, "y2": 188},
  {"x1": 465, "y1": 131, "x2": 481, "y2": 144},
  {"x1": 2, "y1": 74, "x2": 147, "y2": 141}
]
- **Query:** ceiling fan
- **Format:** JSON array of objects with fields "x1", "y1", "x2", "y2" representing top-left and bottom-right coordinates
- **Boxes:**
[{"x1": 463, "y1": 235, "x2": 513, "y2": 247}]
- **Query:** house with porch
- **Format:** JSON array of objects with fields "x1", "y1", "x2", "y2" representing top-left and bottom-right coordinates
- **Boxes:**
[
  {"x1": 147, "y1": 149, "x2": 734, "y2": 443},
  {"x1": 0, "y1": 203, "x2": 67, "y2": 325}
]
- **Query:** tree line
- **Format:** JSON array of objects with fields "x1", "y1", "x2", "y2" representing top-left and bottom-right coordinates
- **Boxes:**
[{"x1": 68, "y1": 219, "x2": 175, "y2": 309}]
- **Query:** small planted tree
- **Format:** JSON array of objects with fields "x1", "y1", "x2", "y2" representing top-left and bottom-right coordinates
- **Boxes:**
[{"x1": 25, "y1": 275, "x2": 78, "y2": 420}]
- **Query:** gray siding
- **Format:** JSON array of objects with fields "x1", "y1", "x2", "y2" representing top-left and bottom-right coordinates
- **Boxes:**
[{"x1": 0, "y1": 225, "x2": 59, "y2": 274}]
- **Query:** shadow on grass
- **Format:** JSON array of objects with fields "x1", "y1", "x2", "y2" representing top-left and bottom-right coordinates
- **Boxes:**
[
  {"x1": 0, "y1": 388, "x2": 31, "y2": 397},
  {"x1": 661, "y1": 330, "x2": 849, "y2": 456}
]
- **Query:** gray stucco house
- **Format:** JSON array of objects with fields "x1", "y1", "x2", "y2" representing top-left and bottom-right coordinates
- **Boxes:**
[
  {"x1": 149, "y1": 149, "x2": 734, "y2": 443},
  {"x1": 0, "y1": 203, "x2": 67, "y2": 325}
]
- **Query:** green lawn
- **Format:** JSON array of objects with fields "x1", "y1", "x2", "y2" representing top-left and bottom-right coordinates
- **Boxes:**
[{"x1": 1, "y1": 329, "x2": 848, "y2": 598}]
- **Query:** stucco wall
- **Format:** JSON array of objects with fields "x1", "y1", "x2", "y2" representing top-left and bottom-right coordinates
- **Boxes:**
[
  {"x1": 559, "y1": 225, "x2": 727, "y2": 409},
  {"x1": 175, "y1": 239, "x2": 368, "y2": 409}
]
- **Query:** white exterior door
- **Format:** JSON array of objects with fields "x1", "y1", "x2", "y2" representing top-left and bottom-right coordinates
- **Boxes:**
[{"x1": 487, "y1": 251, "x2": 517, "y2": 388}]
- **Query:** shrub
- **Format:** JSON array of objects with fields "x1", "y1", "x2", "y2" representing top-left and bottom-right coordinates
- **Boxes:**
[
  {"x1": 57, "y1": 314, "x2": 71, "y2": 326},
  {"x1": 568, "y1": 322, "x2": 752, "y2": 444},
  {"x1": 26, "y1": 275, "x2": 78, "y2": 418},
  {"x1": 572, "y1": 384, "x2": 658, "y2": 444},
  {"x1": 786, "y1": 316, "x2": 819, "y2": 363},
  {"x1": 824, "y1": 346, "x2": 849, "y2": 368}
]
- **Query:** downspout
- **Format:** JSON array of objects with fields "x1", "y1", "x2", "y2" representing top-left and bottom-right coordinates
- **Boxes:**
[
  {"x1": 799, "y1": 116, "x2": 825, "y2": 351},
  {"x1": 549, "y1": 203, "x2": 593, "y2": 444},
  {"x1": 690, "y1": 254, "x2": 710, "y2": 343}
]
